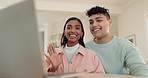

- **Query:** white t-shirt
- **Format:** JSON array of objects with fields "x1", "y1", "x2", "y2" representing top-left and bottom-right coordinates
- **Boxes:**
[{"x1": 64, "y1": 43, "x2": 80, "y2": 62}]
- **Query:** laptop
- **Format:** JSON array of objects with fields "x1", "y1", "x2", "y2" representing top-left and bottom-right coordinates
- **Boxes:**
[
  {"x1": 0, "y1": 0, "x2": 44, "y2": 78},
  {"x1": 0, "y1": 0, "x2": 85, "y2": 78}
]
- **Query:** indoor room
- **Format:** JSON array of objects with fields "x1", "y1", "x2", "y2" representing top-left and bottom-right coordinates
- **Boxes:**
[{"x1": 0, "y1": 0, "x2": 148, "y2": 78}]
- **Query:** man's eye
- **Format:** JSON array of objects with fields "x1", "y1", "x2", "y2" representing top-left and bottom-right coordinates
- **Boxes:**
[
  {"x1": 97, "y1": 20, "x2": 102, "y2": 22},
  {"x1": 89, "y1": 21, "x2": 93, "y2": 25}
]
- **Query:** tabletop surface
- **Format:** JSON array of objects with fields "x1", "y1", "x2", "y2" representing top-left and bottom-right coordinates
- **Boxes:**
[
  {"x1": 47, "y1": 73, "x2": 139, "y2": 78},
  {"x1": 78, "y1": 73, "x2": 139, "y2": 78}
]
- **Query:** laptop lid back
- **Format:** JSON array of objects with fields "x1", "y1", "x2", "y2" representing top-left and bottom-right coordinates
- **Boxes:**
[{"x1": 0, "y1": 0, "x2": 44, "y2": 78}]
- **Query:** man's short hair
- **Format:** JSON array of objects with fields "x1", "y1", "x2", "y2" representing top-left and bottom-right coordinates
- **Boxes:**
[{"x1": 86, "y1": 6, "x2": 110, "y2": 20}]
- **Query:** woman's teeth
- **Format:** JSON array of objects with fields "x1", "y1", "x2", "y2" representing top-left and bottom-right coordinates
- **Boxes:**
[{"x1": 70, "y1": 35, "x2": 76, "y2": 37}]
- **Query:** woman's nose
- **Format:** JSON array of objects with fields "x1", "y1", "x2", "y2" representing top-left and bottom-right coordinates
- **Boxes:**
[{"x1": 70, "y1": 28, "x2": 76, "y2": 32}]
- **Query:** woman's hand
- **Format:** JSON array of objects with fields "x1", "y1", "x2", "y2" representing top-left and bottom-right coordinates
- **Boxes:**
[{"x1": 44, "y1": 44, "x2": 62, "y2": 72}]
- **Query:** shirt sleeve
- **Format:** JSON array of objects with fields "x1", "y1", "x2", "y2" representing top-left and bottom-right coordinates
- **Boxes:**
[
  {"x1": 124, "y1": 43, "x2": 148, "y2": 77},
  {"x1": 44, "y1": 56, "x2": 60, "y2": 76},
  {"x1": 94, "y1": 53, "x2": 105, "y2": 73},
  {"x1": 88, "y1": 49, "x2": 105, "y2": 73}
]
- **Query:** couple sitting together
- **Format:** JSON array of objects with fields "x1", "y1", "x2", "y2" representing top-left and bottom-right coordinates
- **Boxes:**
[{"x1": 44, "y1": 6, "x2": 148, "y2": 78}]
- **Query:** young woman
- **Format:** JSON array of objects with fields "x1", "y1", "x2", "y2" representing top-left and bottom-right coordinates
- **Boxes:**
[{"x1": 44, "y1": 17, "x2": 104, "y2": 75}]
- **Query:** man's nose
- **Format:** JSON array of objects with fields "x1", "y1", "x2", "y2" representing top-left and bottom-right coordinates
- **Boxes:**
[{"x1": 92, "y1": 21, "x2": 97, "y2": 28}]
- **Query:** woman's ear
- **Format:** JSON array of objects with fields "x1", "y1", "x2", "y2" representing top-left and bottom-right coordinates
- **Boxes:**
[
  {"x1": 64, "y1": 32, "x2": 66, "y2": 36},
  {"x1": 81, "y1": 33, "x2": 83, "y2": 38}
]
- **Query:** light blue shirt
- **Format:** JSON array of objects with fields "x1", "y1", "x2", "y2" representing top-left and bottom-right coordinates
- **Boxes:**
[{"x1": 85, "y1": 36, "x2": 148, "y2": 77}]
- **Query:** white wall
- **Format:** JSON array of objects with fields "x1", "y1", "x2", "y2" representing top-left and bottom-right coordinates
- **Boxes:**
[
  {"x1": 110, "y1": 15, "x2": 118, "y2": 36},
  {"x1": 36, "y1": 10, "x2": 118, "y2": 44},
  {"x1": 118, "y1": 0, "x2": 148, "y2": 59}
]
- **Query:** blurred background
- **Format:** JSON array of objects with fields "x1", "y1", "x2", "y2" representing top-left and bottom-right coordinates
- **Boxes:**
[{"x1": 0, "y1": 0, "x2": 148, "y2": 60}]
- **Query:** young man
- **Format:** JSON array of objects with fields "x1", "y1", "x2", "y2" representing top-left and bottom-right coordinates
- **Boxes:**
[{"x1": 85, "y1": 6, "x2": 148, "y2": 77}]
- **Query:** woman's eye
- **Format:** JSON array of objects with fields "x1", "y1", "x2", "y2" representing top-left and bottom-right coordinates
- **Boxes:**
[
  {"x1": 76, "y1": 27, "x2": 80, "y2": 30},
  {"x1": 67, "y1": 26, "x2": 71, "y2": 29}
]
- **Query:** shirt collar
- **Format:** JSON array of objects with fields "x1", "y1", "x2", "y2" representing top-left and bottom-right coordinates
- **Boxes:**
[
  {"x1": 65, "y1": 43, "x2": 79, "y2": 50},
  {"x1": 76, "y1": 45, "x2": 85, "y2": 56},
  {"x1": 56, "y1": 45, "x2": 86, "y2": 56}
]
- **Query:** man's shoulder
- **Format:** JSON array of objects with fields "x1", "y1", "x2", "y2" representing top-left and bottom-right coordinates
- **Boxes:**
[
  {"x1": 114, "y1": 36, "x2": 128, "y2": 43},
  {"x1": 85, "y1": 40, "x2": 93, "y2": 47},
  {"x1": 113, "y1": 36, "x2": 134, "y2": 47},
  {"x1": 85, "y1": 40, "x2": 92, "y2": 44}
]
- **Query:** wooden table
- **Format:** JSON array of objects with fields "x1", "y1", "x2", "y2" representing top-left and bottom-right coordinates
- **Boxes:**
[
  {"x1": 79, "y1": 73, "x2": 139, "y2": 78},
  {"x1": 47, "y1": 73, "x2": 139, "y2": 78}
]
